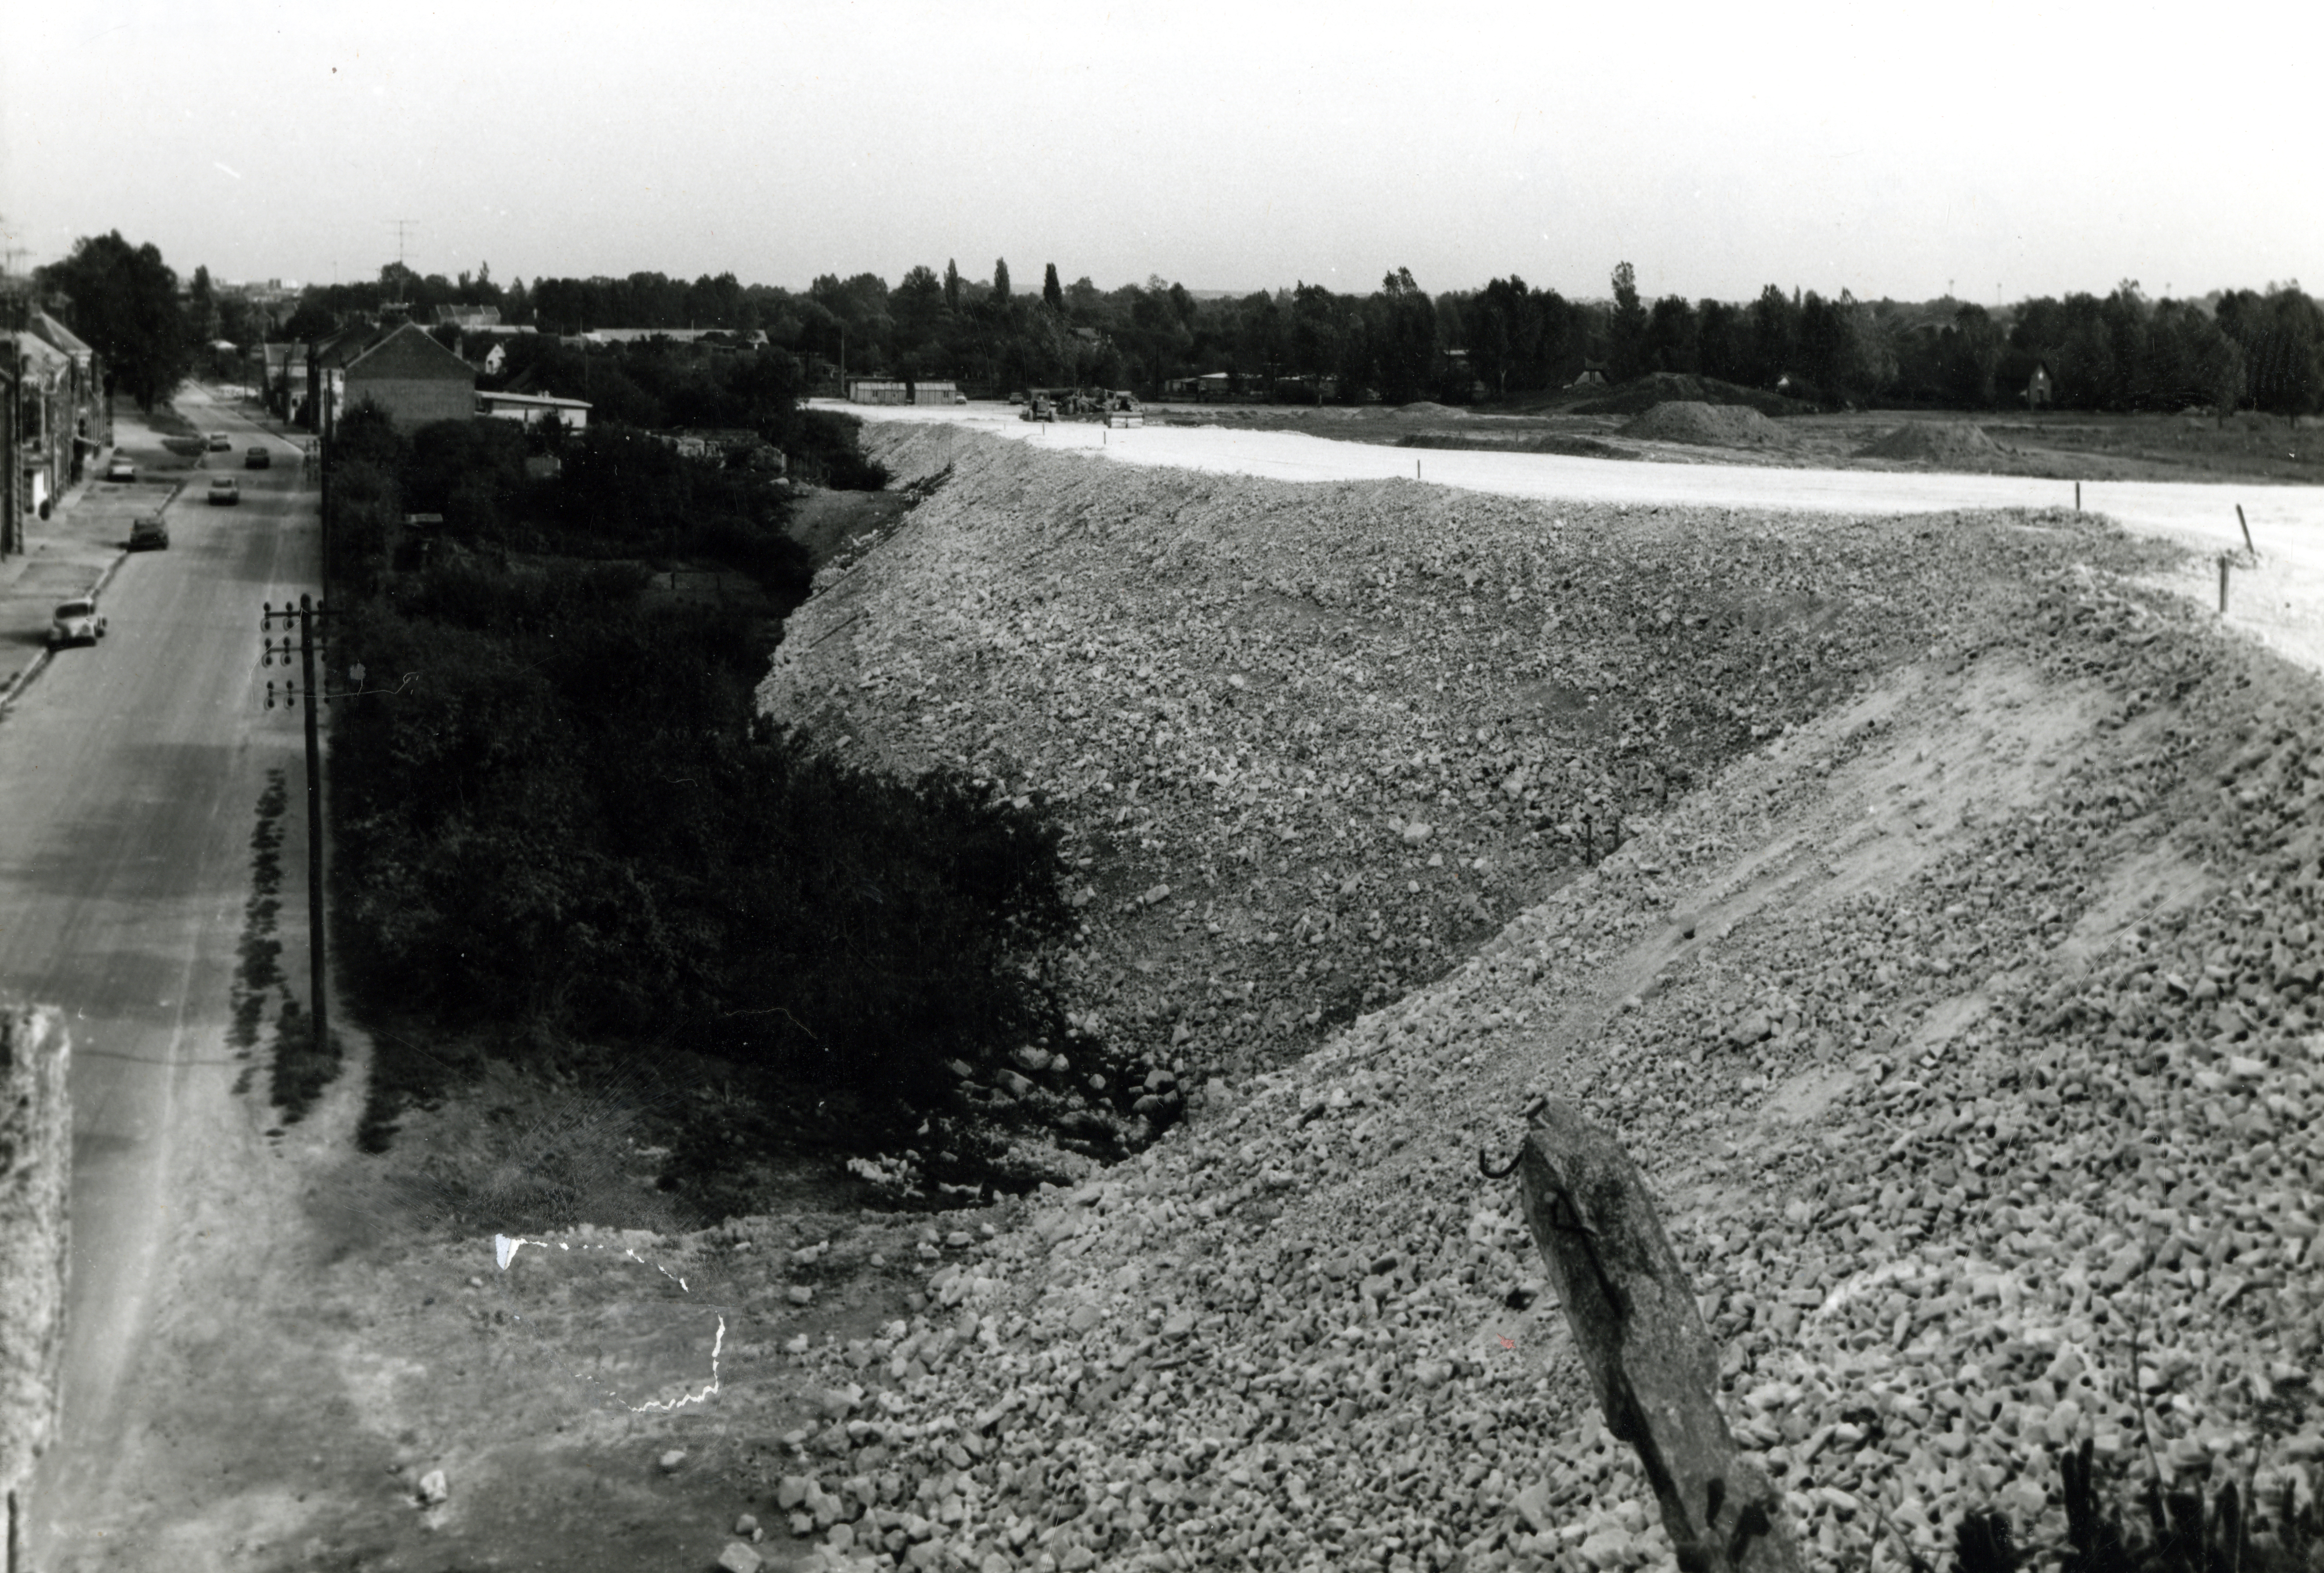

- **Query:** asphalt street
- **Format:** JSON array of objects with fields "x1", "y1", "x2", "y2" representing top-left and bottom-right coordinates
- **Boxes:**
[{"x1": 7, "y1": 385, "x2": 320, "y2": 1564}]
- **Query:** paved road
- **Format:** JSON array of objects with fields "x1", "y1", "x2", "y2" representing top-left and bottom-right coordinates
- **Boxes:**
[
  {"x1": 830, "y1": 402, "x2": 2324, "y2": 675},
  {"x1": 8, "y1": 386, "x2": 318, "y2": 1563}
]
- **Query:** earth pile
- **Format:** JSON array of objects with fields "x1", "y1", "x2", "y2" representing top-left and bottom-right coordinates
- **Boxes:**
[
  {"x1": 1858, "y1": 423, "x2": 2006, "y2": 464},
  {"x1": 759, "y1": 426, "x2": 2163, "y2": 1115},
  {"x1": 720, "y1": 541, "x2": 2324, "y2": 1573},
  {"x1": 1619, "y1": 403, "x2": 1796, "y2": 450}
]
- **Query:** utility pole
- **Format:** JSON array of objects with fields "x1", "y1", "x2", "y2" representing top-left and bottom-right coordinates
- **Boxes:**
[{"x1": 262, "y1": 596, "x2": 347, "y2": 1065}]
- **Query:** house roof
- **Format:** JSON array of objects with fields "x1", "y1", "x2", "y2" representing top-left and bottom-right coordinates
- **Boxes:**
[
  {"x1": 30, "y1": 311, "x2": 95, "y2": 364},
  {"x1": 479, "y1": 390, "x2": 591, "y2": 411},
  {"x1": 13, "y1": 332, "x2": 72, "y2": 383},
  {"x1": 344, "y1": 321, "x2": 476, "y2": 383}
]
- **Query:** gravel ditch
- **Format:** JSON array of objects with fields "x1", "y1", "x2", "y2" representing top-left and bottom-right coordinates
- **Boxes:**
[{"x1": 710, "y1": 430, "x2": 2322, "y2": 1573}]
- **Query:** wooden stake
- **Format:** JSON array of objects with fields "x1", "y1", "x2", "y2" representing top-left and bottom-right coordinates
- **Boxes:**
[
  {"x1": 1485, "y1": 1101, "x2": 1804, "y2": 1573},
  {"x1": 2075, "y1": 481, "x2": 2081, "y2": 512},
  {"x1": 2236, "y1": 503, "x2": 2253, "y2": 556},
  {"x1": 2220, "y1": 555, "x2": 2231, "y2": 615}
]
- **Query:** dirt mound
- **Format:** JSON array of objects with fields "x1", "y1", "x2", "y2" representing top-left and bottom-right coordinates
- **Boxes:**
[
  {"x1": 1573, "y1": 373, "x2": 1805, "y2": 418},
  {"x1": 1857, "y1": 421, "x2": 2004, "y2": 462},
  {"x1": 1620, "y1": 400, "x2": 1794, "y2": 447},
  {"x1": 1396, "y1": 401, "x2": 1466, "y2": 418},
  {"x1": 754, "y1": 512, "x2": 2324, "y2": 1573},
  {"x1": 763, "y1": 425, "x2": 2174, "y2": 1100}
]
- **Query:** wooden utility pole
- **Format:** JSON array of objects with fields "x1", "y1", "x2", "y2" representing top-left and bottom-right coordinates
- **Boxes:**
[
  {"x1": 1484, "y1": 1100, "x2": 1802, "y2": 1573},
  {"x1": 262, "y1": 597, "x2": 337, "y2": 1063}
]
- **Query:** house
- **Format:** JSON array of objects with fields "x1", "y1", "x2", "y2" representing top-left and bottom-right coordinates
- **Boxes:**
[
  {"x1": 2026, "y1": 360, "x2": 2054, "y2": 408},
  {"x1": 476, "y1": 342, "x2": 506, "y2": 376},
  {"x1": 909, "y1": 381, "x2": 960, "y2": 405},
  {"x1": 12, "y1": 332, "x2": 75, "y2": 519},
  {"x1": 303, "y1": 321, "x2": 377, "y2": 434},
  {"x1": 1566, "y1": 359, "x2": 1609, "y2": 389},
  {"x1": 27, "y1": 312, "x2": 107, "y2": 477},
  {"x1": 477, "y1": 390, "x2": 592, "y2": 430},
  {"x1": 846, "y1": 378, "x2": 910, "y2": 405},
  {"x1": 339, "y1": 321, "x2": 477, "y2": 432},
  {"x1": 435, "y1": 303, "x2": 503, "y2": 329}
]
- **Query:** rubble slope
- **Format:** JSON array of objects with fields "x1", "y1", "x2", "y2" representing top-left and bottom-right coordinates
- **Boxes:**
[
  {"x1": 721, "y1": 432, "x2": 2324, "y2": 1573},
  {"x1": 758, "y1": 426, "x2": 2173, "y2": 1100}
]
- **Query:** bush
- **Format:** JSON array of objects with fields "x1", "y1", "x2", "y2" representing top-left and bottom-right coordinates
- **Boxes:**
[{"x1": 788, "y1": 409, "x2": 892, "y2": 490}]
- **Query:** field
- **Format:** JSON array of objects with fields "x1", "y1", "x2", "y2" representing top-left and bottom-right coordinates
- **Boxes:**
[{"x1": 1140, "y1": 400, "x2": 2323, "y2": 486}]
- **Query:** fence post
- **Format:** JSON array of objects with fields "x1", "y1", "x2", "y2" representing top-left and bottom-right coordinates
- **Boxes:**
[
  {"x1": 1486, "y1": 1099, "x2": 1802, "y2": 1573},
  {"x1": 2220, "y1": 554, "x2": 2231, "y2": 615}
]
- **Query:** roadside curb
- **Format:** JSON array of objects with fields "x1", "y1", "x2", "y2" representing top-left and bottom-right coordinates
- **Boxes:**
[
  {"x1": 0, "y1": 548, "x2": 133, "y2": 715},
  {"x1": 0, "y1": 651, "x2": 54, "y2": 713}
]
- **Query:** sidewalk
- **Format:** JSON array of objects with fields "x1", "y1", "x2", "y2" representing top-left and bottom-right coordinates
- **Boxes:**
[{"x1": 0, "y1": 385, "x2": 297, "y2": 708}]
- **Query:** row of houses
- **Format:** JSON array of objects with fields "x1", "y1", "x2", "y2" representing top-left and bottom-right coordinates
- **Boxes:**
[{"x1": 7, "y1": 298, "x2": 109, "y2": 554}]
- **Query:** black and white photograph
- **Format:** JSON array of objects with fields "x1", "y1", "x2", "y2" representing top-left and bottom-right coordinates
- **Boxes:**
[{"x1": 2, "y1": 4, "x2": 2320, "y2": 1571}]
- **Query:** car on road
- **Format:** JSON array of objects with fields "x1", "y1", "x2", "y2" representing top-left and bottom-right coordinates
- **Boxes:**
[
  {"x1": 207, "y1": 477, "x2": 240, "y2": 505},
  {"x1": 207, "y1": 432, "x2": 232, "y2": 451},
  {"x1": 129, "y1": 514, "x2": 170, "y2": 550},
  {"x1": 245, "y1": 446, "x2": 271, "y2": 470},
  {"x1": 48, "y1": 597, "x2": 107, "y2": 648},
  {"x1": 104, "y1": 456, "x2": 136, "y2": 482}
]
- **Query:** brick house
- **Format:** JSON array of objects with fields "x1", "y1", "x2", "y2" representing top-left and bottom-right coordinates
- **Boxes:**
[{"x1": 338, "y1": 321, "x2": 477, "y2": 433}]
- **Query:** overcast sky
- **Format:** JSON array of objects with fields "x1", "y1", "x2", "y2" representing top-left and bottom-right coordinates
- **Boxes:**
[{"x1": 4, "y1": 1, "x2": 2316, "y2": 306}]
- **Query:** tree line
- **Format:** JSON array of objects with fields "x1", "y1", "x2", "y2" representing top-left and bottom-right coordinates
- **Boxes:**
[{"x1": 26, "y1": 227, "x2": 2324, "y2": 419}]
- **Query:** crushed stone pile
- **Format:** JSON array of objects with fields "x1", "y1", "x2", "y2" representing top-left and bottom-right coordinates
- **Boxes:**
[
  {"x1": 1858, "y1": 423, "x2": 2005, "y2": 463},
  {"x1": 701, "y1": 563, "x2": 2324, "y2": 1573},
  {"x1": 1619, "y1": 402, "x2": 1795, "y2": 449},
  {"x1": 758, "y1": 426, "x2": 2172, "y2": 1105}
]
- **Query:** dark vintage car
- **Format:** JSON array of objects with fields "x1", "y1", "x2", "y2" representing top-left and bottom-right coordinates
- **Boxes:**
[
  {"x1": 129, "y1": 514, "x2": 170, "y2": 550},
  {"x1": 208, "y1": 477, "x2": 240, "y2": 505},
  {"x1": 245, "y1": 445, "x2": 272, "y2": 470}
]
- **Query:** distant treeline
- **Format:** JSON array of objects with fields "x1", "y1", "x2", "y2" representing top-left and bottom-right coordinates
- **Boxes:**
[{"x1": 276, "y1": 256, "x2": 2324, "y2": 415}]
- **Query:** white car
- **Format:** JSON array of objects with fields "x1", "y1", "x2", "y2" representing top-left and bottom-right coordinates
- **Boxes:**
[{"x1": 48, "y1": 597, "x2": 107, "y2": 648}]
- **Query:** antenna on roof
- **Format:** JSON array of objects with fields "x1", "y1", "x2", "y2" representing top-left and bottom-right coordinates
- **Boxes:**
[{"x1": 387, "y1": 218, "x2": 419, "y2": 274}]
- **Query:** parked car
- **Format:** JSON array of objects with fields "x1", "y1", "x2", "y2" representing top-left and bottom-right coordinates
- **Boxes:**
[
  {"x1": 104, "y1": 456, "x2": 136, "y2": 482},
  {"x1": 207, "y1": 432, "x2": 232, "y2": 451},
  {"x1": 208, "y1": 477, "x2": 240, "y2": 505},
  {"x1": 48, "y1": 597, "x2": 106, "y2": 648},
  {"x1": 129, "y1": 514, "x2": 170, "y2": 550},
  {"x1": 244, "y1": 446, "x2": 271, "y2": 470}
]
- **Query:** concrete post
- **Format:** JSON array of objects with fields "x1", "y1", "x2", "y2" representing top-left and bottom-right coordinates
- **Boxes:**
[{"x1": 1486, "y1": 1099, "x2": 1802, "y2": 1573}]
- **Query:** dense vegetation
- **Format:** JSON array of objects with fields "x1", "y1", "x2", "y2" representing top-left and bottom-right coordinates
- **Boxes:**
[
  {"x1": 320, "y1": 401, "x2": 1077, "y2": 1205},
  {"x1": 295, "y1": 256, "x2": 2315, "y2": 418}
]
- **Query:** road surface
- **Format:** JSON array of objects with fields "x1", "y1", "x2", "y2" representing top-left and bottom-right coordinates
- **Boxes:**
[
  {"x1": 8, "y1": 386, "x2": 318, "y2": 1565},
  {"x1": 828, "y1": 401, "x2": 2324, "y2": 675}
]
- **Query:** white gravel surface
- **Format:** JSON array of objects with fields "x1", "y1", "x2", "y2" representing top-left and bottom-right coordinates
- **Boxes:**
[
  {"x1": 822, "y1": 404, "x2": 2324, "y2": 677},
  {"x1": 730, "y1": 427, "x2": 2324, "y2": 1573}
]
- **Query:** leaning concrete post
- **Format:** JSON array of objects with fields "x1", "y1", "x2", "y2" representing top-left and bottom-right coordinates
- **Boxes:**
[
  {"x1": 1485, "y1": 1099, "x2": 1801, "y2": 1573},
  {"x1": 1, "y1": 1003, "x2": 70, "y2": 1573}
]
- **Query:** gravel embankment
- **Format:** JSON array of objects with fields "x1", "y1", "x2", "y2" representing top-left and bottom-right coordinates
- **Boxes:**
[
  {"x1": 709, "y1": 432, "x2": 2323, "y2": 1573},
  {"x1": 759, "y1": 426, "x2": 2177, "y2": 1101}
]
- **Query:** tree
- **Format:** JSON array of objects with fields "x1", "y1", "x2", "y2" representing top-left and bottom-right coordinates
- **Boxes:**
[
  {"x1": 1744, "y1": 284, "x2": 1799, "y2": 388},
  {"x1": 943, "y1": 259, "x2": 961, "y2": 314},
  {"x1": 1042, "y1": 263, "x2": 1063, "y2": 311},
  {"x1": 187, "y1": 265, "x2": 221, "y2": 345},
  {"x1": 39, "y1": 231, "x2": 192, "y2": 409},
  {"x1": 2218, "y1": 284, "x2": 2324, "y2": 418},
  {"x1": 1643, "y1": 296, "x2": 1699, "y2": 375},
  {"x1": 993, "y1": 259, "x2": 1011, "y2": 303},
  {"x1": 1368, "y1": 268, "x2": 1439, "y2": 405},
  {"x1": 1607, "y1": 262, "x2": 1649, "y2": 382}
]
